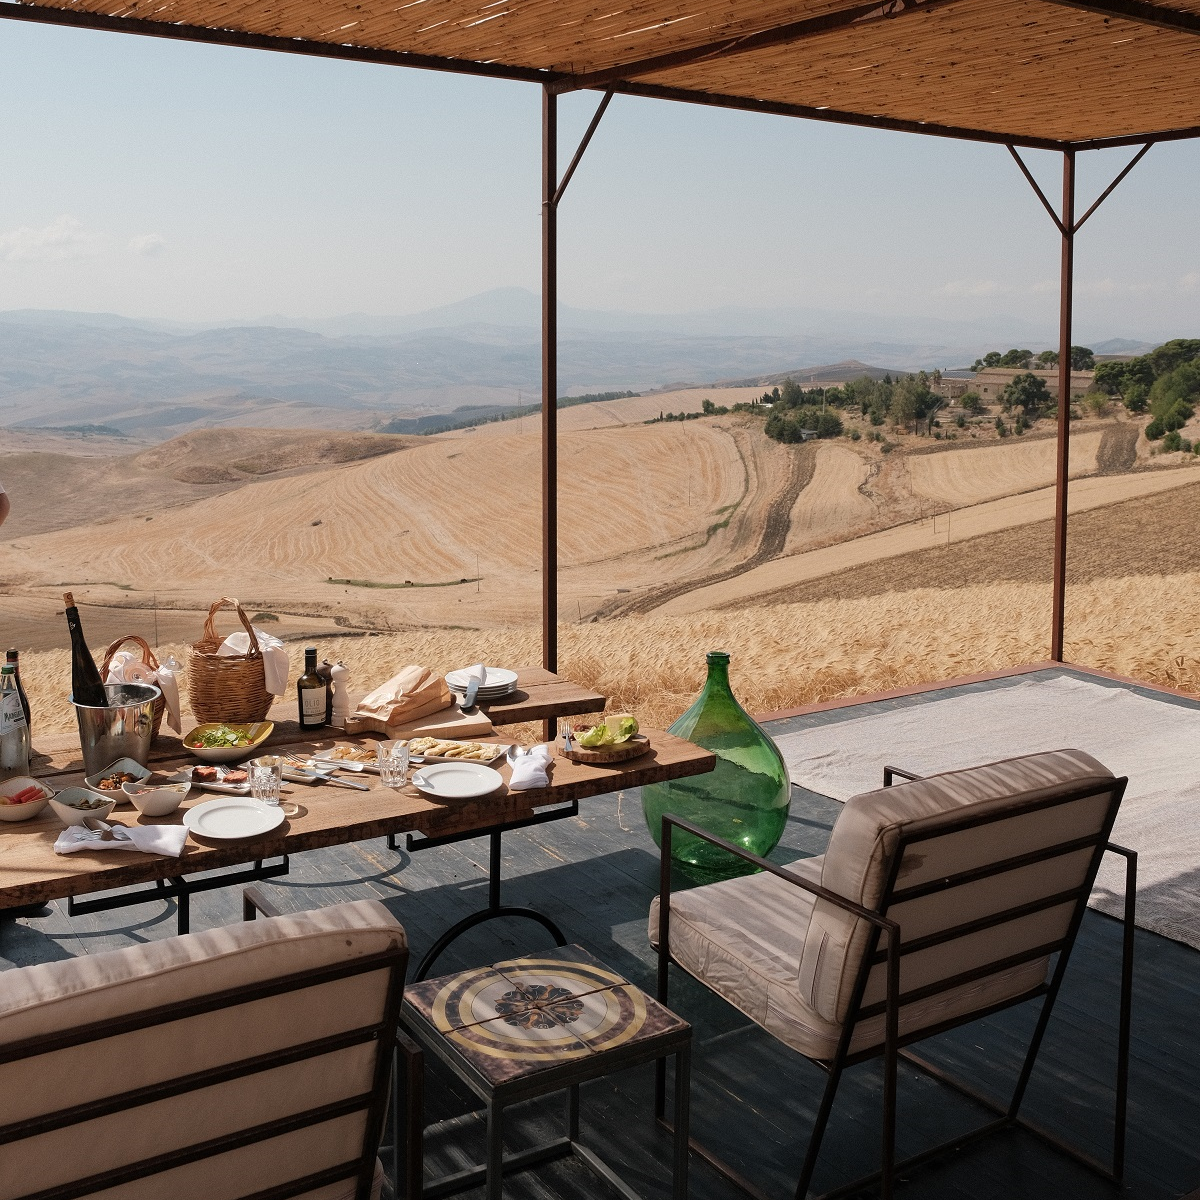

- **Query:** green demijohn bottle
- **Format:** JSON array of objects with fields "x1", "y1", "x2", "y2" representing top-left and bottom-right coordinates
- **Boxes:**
[{"x1": 642, "y1": 651, "x2": 790, "y2": 881}]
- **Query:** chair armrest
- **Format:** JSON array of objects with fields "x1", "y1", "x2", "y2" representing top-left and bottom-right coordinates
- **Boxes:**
[
  {"x1": 242, "y1": 886, "x2": 284, "y2": 921},
  {"x1": 883, "y1": 765, "x2": 924, "y2": 786},
  {"x1": 657, "y1": 815, "x2": 896, "y2": 932}
]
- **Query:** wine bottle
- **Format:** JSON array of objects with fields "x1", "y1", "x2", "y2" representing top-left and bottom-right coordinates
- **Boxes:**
[
  {"x1": 297, "y1": 647, "x2": 326, "y2": 730},
  {"x1": 0, "y1": 663, "x2": 31, "y2": 782},
  {"x1": 6, "y1": 649, "x2": 31, "y2": 734},
  {"x1": 62, "y1": 593, "x2": 106, "y2": 707}
]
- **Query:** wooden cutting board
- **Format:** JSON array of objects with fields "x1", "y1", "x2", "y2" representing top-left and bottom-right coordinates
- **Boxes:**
[
  {"x1": 560, "y1": 734, "x2": 650, "y2": 764},
  {"x1": 342, "y1": 705, "x2": 494, "y2": 740}
]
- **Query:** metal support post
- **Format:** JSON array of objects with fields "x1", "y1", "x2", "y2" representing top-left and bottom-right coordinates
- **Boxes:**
[
  {"x1": 541, "y1": 86, "x2": 558, "y2": 676},
  {"x1": 1052, "y1": 149, "x2": 1075, "y2": 661}
]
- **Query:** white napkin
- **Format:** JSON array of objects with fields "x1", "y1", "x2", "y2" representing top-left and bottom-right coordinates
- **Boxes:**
[
  {"x1": 156, "y1": 655, "x2": 183, "y2": 734},
  {"x1": 218, "y1": 628, "x2": 289, "y2": 696},
  {"x1": 509, "y1": 745, "x2": 552, "y2": 790},
  {"x1": 459, "y1": 663, "x2": 487, "y2": 685},
  {"x1": 54, "y1": 823, "x2": 189, "y2": 858},
  {"x1": 104, "y1": 650, "x2": 139, "y2": 684}
]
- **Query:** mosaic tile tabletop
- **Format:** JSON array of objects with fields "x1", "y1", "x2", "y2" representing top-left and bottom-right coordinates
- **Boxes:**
[{"x1": 404, "y1": 944, "x2": 688, "y2": 1085}]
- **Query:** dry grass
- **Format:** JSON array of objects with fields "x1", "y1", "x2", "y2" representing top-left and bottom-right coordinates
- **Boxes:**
[{"x1": 24, "y1": 572, "x2": 1200, "y2": 739}]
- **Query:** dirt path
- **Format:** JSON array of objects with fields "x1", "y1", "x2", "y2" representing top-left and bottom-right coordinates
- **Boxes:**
[
  {"x1": 596, "y1": 440, "x2": 817, "y2": 618},
  {"x1": 1096, "y1": 423, "x2": 1140, "y2": 474}
]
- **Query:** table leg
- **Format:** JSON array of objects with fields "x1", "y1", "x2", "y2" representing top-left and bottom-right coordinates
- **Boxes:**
[
  {"x1": 413, "y1": 831, "x2": 566, "y2": 981},
  {"x1": 487, "y1": 1099, "x2": 504, "y2": 1200},
  {"x1": 672, "y1": 1046, "x2": 691, "y2": 1200},
  {"x1": 172, "y1": 879, "x2": 189, "y2": 934}
]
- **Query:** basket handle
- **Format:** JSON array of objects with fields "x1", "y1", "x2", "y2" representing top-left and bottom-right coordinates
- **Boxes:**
[
  {"x1": 201, "y1": 598, "x2": 262, "y2": 658},
  {"x1": 100, "y1": 634, "x2": 161, "y2": 676}
]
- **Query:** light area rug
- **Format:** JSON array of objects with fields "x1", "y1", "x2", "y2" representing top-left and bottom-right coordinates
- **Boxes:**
[{"x1": 774, "y1": 675, "x2": 1200, "y2": 949}]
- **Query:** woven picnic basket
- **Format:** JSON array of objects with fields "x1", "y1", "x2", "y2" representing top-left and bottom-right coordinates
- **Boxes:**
[
  {"x1": 187, "y1": 598, "x2": 272, "y2": 724},
  {"x1": 100, "y1": 634, "x2": 167, "y2": 740}
]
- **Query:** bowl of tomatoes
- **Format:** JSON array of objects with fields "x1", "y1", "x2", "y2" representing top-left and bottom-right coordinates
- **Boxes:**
[{"x1": 0, "y1": 776, "x2": 53, "y2": 822}]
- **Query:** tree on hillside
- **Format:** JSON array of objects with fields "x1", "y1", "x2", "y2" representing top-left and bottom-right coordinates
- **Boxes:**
[
  {"x1": 970, "y1": 351, "x2": 1003, "y2": 371},
  {"x1": 890, "y1": 373, "x2": 937, "y2": 433},
  {"x1": 959, "y1": 391, "x2": 984, "y2": 414},
  {"x1": 1071, "y1": 346, "x2": 1096, "y2": 370},
  {"x1": 1000, "y1": 348, "x2": 1034, "y2": 368},
  {"x1": 765, "y1": 407, "x2": 843, "y2": 443},
  {"x1": 1145, "y1": 361, "x2": 1200, "y2": 438},
  {"x1": 1001, "y1": 372, "x2": 1053, "y2": 418},
  {"x1": 1092, "y1": 361, "x2": 1126, "y2": 394},
  {"x1": 1124, "y1": 381, "x2": 1149, "y2": 413},
  {"x1": 1146, "y1": 339, "x2": 1200, "y2": 377},
  {"x1": 1037, "y1": 350, "x2": 1059, "y2": 367}
]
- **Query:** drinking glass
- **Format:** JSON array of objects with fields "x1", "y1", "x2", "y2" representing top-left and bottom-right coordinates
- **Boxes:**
[
  {"x1": 377, "y1": 740, "x2": 410, "y2": 789},
  {"x1": 248, "y1": 755, "x2": 283, "y2": 806}
]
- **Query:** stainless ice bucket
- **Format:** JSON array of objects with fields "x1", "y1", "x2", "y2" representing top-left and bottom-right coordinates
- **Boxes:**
[{"x1": 72, "y1": 683, "x2": 161, "y2": 776}]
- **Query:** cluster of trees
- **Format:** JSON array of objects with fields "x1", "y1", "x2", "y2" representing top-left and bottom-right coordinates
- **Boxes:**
[
  {"x1": 1091, "y1": 340, "x2": 1200, "y2": 442},
  {"x1": 970, "y1": 347, "x2": 1095, "y2": 371},
  {"x1": 760, "y1": 373, "x2": 950, "y2": 444},
  {"x1": 644, "y1": 397, "x2": 738, "y2": 424}
]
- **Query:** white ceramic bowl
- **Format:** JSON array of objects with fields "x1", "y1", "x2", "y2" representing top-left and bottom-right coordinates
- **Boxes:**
[
  {"x1": 85, "y1": 757, "x2": 151, "y2": 806},
  {"x1": 0, "y1": 776, "x2": 52, "y2": 822},
  {"x1": 122, "y1": 780, "x2": 189, "y2": 817},
  {"x1": 49, "y1": 786, "x2": 116, "y2": 827}
]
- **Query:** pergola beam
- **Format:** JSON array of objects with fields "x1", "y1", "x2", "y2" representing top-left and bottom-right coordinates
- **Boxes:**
[
  {"x1": 1041, "y1": 0, "x2": 1200, "y2": 35},
  {"x1": 550, "y1": 0, "x2": 966, "y2": 96}
]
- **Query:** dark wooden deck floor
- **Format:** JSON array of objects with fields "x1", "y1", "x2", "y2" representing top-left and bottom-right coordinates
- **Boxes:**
[{"x1": 3, "y1": 665, "x2": 1198, "y2": 1200}]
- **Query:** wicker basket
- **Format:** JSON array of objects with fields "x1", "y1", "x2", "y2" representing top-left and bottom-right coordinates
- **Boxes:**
[
  {"x1": 187, "y1": 598, "x2": 273, "y2": 724},
  {"x1": 100, "y1": 634, "x2": 167, "y2": 740}
]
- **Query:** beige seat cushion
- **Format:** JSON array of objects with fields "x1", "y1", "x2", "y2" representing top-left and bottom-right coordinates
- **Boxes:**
[
  {"x1": 0, "y1": 900, "x2": 405, "y2": 1200},
  {"x1": 650, "y1": 859, "x2": 1046, "y2": 1059}
]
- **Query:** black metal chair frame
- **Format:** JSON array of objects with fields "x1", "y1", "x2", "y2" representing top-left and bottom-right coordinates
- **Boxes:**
[
  {"x1": 654, "y1": 765, "x2": 1136, "y2": 1200},
  {"x1": 0, "y1": 887, "x2": 407, "y2": 1200}
]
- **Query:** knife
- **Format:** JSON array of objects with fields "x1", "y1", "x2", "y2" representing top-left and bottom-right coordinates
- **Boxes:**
[{"x1": 462, "y1": 677, "x2": 481, "y2": 712}]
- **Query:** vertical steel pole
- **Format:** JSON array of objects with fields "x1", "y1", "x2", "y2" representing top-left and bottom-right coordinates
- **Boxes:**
[
  {"x1": 1051, "y1": 150, "x2": 1075, "y2": 662},
  {"x1": 542, "y1": 86, "x2": 558, "y2": 673}
]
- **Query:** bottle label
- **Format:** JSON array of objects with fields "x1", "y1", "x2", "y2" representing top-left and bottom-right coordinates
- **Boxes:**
[
  {"x1": 301, "y1": 688, "x2": 325, "y2": 719},
  {"x1": 0, "y1": 691, "x2": 25, "y2": 735}
]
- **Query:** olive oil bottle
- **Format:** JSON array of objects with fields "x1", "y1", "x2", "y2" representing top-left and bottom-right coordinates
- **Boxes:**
[{"x1": 297, "y1": 647, "x2": 327, "y2": 730}]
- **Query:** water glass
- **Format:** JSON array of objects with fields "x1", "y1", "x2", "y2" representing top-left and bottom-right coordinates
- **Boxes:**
[
  {"x1": 248, "y1": 755, "x2": 283, "y2": 806},
  {"x1": 377, "y1": 740, "x2": 410, "y2": 789}
]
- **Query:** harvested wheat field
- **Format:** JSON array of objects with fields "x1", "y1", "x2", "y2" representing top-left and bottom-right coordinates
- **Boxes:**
[
  {"x1": 22, "y1": 573, "x2": 1200, "y2": 739},
  {"x1": 660, "y1": 462, "x2": 1200, "y2": 615},
  {"x1": 783, "y1": 443, "x2": 874, "y2": 553},
  {"x1": 907, "y1": 428, "x2": 1104, "y2": 507}
]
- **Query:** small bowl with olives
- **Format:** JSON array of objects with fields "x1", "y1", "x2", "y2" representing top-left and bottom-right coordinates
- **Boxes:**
[{"x1": 49, "y1": 787, "x2": 117, "y2": 827}]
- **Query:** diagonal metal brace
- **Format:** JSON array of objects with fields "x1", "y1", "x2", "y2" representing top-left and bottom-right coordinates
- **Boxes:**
[
  {"x1": 1009, "y1": 141, "x2": 1153, "y2": 236},
  {"x1": 549, "y1": 88, "x2": 615, "y2": 209}
]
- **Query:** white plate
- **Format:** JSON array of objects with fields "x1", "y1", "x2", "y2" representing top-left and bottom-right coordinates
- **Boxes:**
[
  {"x1": 411, "y1": 762, "x2": 503, "y2": 800},
  {"x1": 183, "y1": 797, "x2": 286, "y2": 839},
  {"x1": 170, "y1": 766, "x2": 249, "y2": 796},
  {"x1": 446, "y1": 667, "x2": 519, "y2": 691}
]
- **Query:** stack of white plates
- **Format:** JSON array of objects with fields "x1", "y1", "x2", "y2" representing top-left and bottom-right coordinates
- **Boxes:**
[{"x1": 446, "y1": 666, "x2": 519, "y2": 702}]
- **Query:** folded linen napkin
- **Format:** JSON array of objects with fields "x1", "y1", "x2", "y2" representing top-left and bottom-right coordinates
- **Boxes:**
[
  {"x1": 509, "y1": 745, "x2": 552, "y2": 791},
  {"x1": 54, "y1": 823, "x2": 189, "y2": 858},
  {"x1": 217, "y1": 628, "x2": 289, "y2": 696},
  {"x1": 105, "y1": 651, "x2": 183, "y2": 734},
  {"x1": 459, "y1": 663, "x2": 486, "y2": 685}
]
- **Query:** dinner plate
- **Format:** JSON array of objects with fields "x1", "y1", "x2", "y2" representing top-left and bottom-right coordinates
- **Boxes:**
[
  {"x1": 446, "y1": 667, "x2": 518, "y2": 692},
  {"x1": 183, "y1": 797, "x2": 286, "y2": 839},
  {"x1": 411, "y1": 762, "x2": 503, "y2": 800}
]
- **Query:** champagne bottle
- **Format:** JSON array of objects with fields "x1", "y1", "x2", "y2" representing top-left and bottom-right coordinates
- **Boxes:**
[
  {"x1": 6, "y1": 649, "x2": 31, "y2": 734},
  {"x1": 63, "y1": 593, "x2": 107, "y2": 707},
  {"x1": 0, "y1": 663, "x2": 31, "y2": 781},
  {"x1": 297, "y1": 647, "x2": 326, "y2": 730}
]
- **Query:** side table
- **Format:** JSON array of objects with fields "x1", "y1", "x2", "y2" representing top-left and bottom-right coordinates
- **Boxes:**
[{"x1": 398, "y1": 944, "x2": 691, "y2": 1200}]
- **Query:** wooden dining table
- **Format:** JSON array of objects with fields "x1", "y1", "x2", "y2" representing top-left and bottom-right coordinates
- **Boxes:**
[{"x1": 3, "y1": 669, "x2": 713, "y2": 975}]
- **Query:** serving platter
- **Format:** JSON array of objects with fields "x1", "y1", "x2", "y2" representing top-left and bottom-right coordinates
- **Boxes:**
[
  {"x1": 183, "y1": 797, "x2": 286, "y2": 840},
  {"x1": 560, "y1": 734, "x2": 651, "y2": 764},
  {"x1": 411, "y1": 762, "x2": 503, "y2": 800},
  {"x1": 170, "y1": 765, "x2": 249, "y2": 795},
  {"x1": 405, "y1": 739, "x2": 512, "y2": 768}
]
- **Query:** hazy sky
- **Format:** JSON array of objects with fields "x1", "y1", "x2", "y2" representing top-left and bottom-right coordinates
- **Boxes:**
[{"x1": 1, "y1": 18, "x2": 1198, "y2": 343}]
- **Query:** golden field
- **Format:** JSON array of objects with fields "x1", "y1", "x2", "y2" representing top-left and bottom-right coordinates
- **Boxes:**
[{"x1": 21, "y1": 572, "x2": 1200, "y2": 738}]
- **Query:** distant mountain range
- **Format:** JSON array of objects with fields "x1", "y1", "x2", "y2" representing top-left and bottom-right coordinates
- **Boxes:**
[{"x1": 0, "y1": 291, "x2": 1161, "y2": 440}]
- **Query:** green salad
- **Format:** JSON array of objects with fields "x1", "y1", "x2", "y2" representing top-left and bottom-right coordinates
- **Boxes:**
[
  {"x1": 576, "y1": 714, "x2": 639, "y2": 748},
  {"x1": 190, "y1": 725, "x2": 253, "y2": 748}
]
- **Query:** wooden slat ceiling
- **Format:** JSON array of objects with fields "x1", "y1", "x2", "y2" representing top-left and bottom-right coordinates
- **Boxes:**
[{"x1": 7, "y1": 0, "x2": 1200, "y2": 147}]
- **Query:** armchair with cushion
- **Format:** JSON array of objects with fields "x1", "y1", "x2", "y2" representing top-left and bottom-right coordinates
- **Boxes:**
[
  {"x1": 0, "y1": 890, "x2": 407, "y2": 1200},
  {"x1": 650, "y1": 748, "x2": 1135, "y2": 1199}
]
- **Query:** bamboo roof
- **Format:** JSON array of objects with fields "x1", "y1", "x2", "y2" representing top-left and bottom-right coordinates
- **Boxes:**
[{"x1": 5, "y1": 0, "x2": 1200, "y2": 148}]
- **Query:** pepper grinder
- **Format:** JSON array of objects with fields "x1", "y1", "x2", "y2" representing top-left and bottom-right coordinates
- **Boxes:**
[{"x1": 330, "y1": 661, "x2": 351, "y2": 728}]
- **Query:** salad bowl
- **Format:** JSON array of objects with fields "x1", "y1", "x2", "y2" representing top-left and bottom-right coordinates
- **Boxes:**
[{"x1": 183, "y1": 721, "x2": 274, "y2": 763}]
